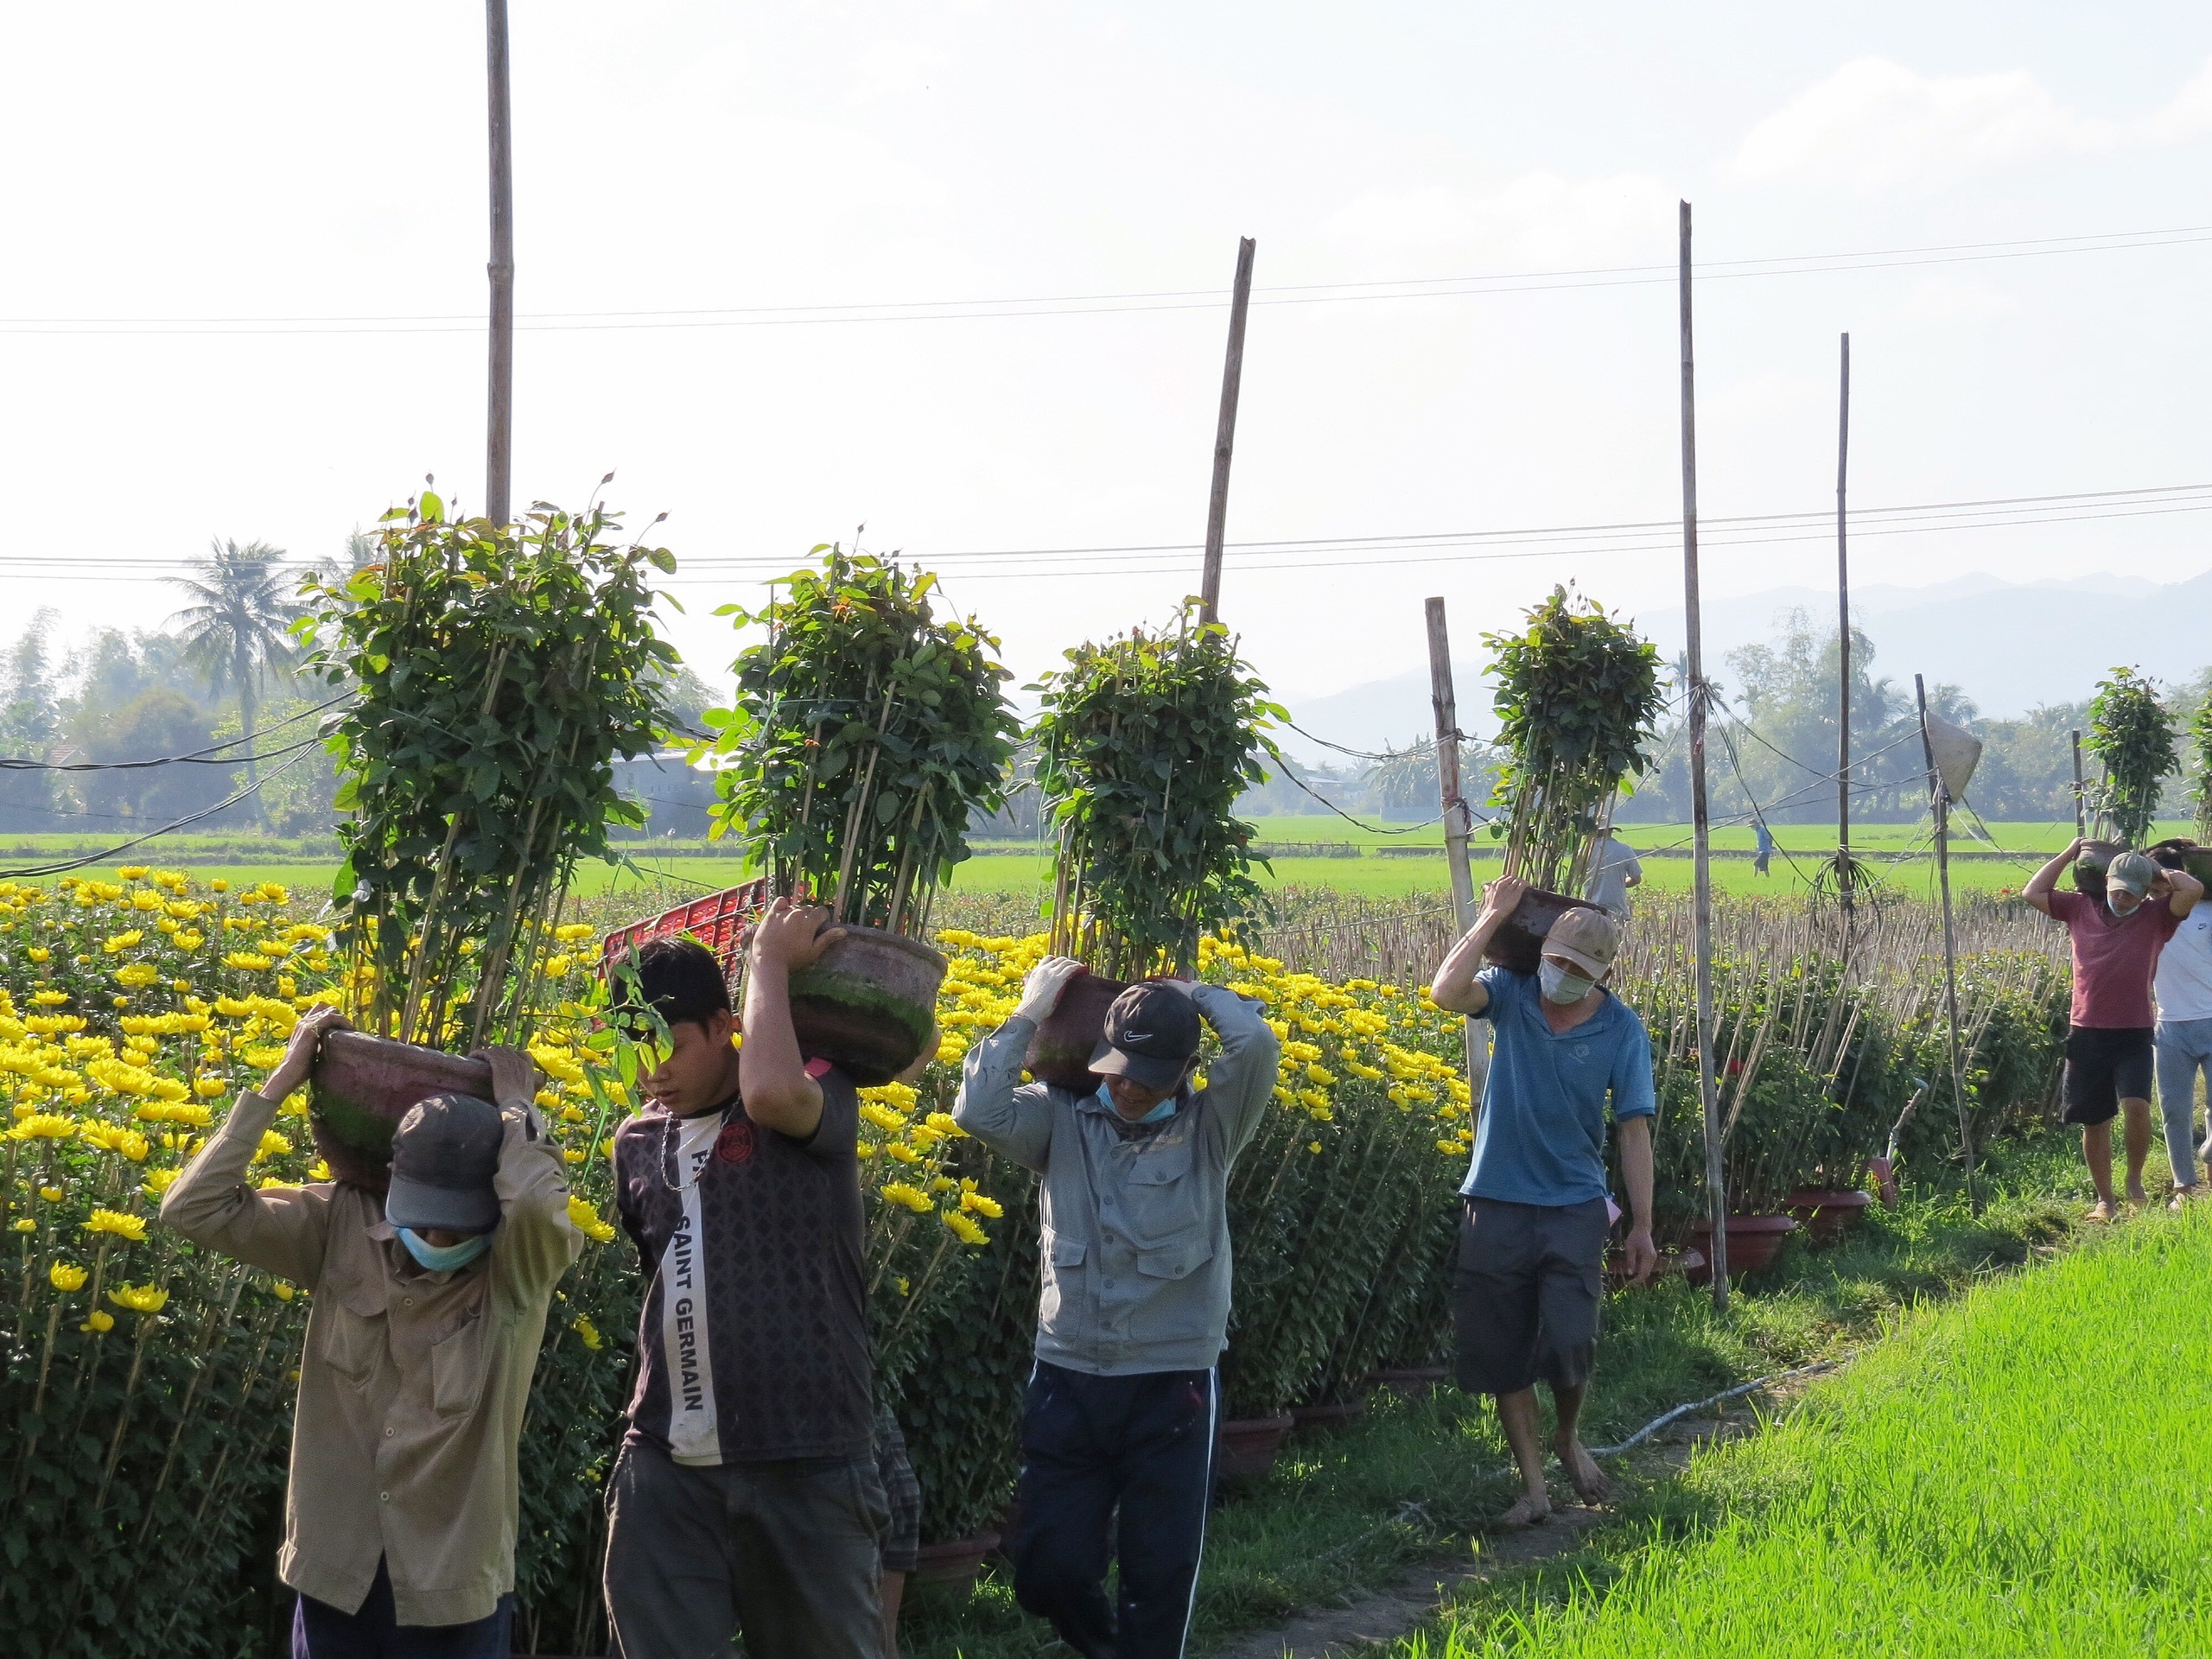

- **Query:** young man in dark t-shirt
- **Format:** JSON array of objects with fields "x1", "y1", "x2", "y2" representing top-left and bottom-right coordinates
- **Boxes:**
[
  {"x1": 2027, "y1": 841, "x2": 2203, "y2": 1219},
  {"x1": 601, "y1": 905, "x2": 887, "y2": 1659}
]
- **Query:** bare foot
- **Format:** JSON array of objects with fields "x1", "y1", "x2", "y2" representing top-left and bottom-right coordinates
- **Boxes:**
[
  {"x1": 1556, "y1": 1438, "x2": 1612, "y2": 1505},
  {"x1": 2087, "y1": 1200, "x2": 2116, "y2": 1223},
  {"x1": 1497, "y1": 1491, "x2": 1552, "y2": 1529}
]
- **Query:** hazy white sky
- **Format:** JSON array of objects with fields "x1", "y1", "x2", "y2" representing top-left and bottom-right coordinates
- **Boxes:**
[{"x1": 3, "y1": 2, "x2": 2209, "y2": 721}]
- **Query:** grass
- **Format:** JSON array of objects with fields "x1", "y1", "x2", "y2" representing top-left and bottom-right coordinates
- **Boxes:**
[
  {"x1": 895, "y1": 1134, "x2": 2094, "y2": 1659},
  {"x1": 1395, "y1": 1198, "x2": 2212, "y2": 1657},
  {"x1": 19, "y1": 816, "x2": 2149, "y2": 905}
]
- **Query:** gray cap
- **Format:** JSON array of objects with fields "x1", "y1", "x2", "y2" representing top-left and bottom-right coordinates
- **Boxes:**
[
  {"x1": 2107, "y1": 851, "x2": 2160, "y2": 898},
  {"x1": 384, "y1": 1093, "x2": 503, "y2": 1236}
]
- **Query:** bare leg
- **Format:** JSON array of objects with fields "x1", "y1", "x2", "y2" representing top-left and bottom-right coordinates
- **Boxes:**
[
  {"x1": 2121, "y1": 1098, "x2": 2152, "y2": 1205},
  {"x1": 2083, "y1": 1120, "x2": 2116, "y2": 1217},
  {"x1": 1549, "y1": 1381, "x2": 1611, "y2": 1504},
  {"x1": 878, "y1": 1569, "x2": 905, "y2": 1659},
  {"x1": 1493, "y1": 1388, "x2": 1552, "y2": 1527}
]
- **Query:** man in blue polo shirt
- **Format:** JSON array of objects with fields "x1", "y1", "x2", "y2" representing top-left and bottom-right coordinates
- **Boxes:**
[{"x1": 1431, "y1": 875, "x2": 1656, "y2": 1529}]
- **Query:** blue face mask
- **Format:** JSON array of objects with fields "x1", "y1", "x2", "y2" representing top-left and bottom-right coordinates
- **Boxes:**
[
  {"x1": 1096, "y1": 1082, "x2": 1179, "y2": 1123},
  {"x1": 397, "y1": 1226, "x2": 491, "y2": 1272}
]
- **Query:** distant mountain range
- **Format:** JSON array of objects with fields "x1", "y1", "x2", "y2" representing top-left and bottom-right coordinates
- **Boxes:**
[{"x1": 1279, "y1": 570, "x2": 2212, "y2": 766}]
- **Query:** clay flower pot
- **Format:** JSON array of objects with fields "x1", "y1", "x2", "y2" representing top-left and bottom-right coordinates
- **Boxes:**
[
  {"x1": 1023, "y1": 968, "x2": 1131, "y2": 1092},
  {"x1": 1363, "y1": 1364, "x2": 1448, "y2": 1397},
  {"x1": 308, "y1": 1030, "x2": 496, "y2": 1192},
  {"x1": 1288, "y1": 1398, "x2": 1368, "y2": 1432},
  {"x1": 908, "y1": 1529, "x2": 1002, "y2": 1593},
  {"x1": 1214, "y1": 1413, "x2": 1296, "y2": 1482},
  {"x1": 1787, "y1": 1187, "x2": 1874, "y2": 1248},
  {"x1": 1686, "y1": 1213, "x2": 1799, "y2": 1281},
  {"x1": 785, "y1": 925, "x2": 948, "y2": 1086},
  {"x1": 1605, "y1": 1245, "x2": 1707, "y2": 1288},
  {"x1": 1481, "y1": 887, "x2": 1602, "y2": 976}
]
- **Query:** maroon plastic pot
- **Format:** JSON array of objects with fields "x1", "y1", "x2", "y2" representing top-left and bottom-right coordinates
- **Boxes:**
[
  {"x1": 785, "y1": 925, "x2": 948, "y2": 1086},
  {"x1": 308, "y1": 1030, "x2": 496, "y2": 1193},
  {"x1": 1787, "y1": 1188, "x2": 1874, "y2": 1248},
  {"x1": 1215, "y1": 1414, "x2": 1296, "y2": 1482},
  {"x1": 1023, "y1": 969, "x2": 1131, "y2": 1092},
  {"x1": 907, "y1": 1530, "x2": 1002, "y2": 1592},
  {"x1": 1481, "y1": 887, "x2": 1602, "y2": 976},
  {"x1": 1686, "y1": 1213, "x2": 1800, "y2": 1281}
]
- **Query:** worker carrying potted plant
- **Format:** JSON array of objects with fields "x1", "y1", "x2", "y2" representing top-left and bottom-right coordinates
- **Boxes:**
[
  {"x1": 955, "y1": 958, "x2": 1281, "y2": 1659},
  {"x1": 1429, "y1": 874, "x2": 1657, "y2": 1529},
  {"x1": 159, "y1": 1003, "x2": 585, "y2": 1656}
]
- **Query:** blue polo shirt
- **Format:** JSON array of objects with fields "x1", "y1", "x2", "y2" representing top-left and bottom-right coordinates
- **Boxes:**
[{"x1": 1460, "y1": 967, "x2": 1656, "y2": 1208}]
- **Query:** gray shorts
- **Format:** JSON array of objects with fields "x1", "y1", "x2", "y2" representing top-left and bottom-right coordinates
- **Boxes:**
[
  {"x1": 1452, "y1": 1196, "x2": 1608, "y2": 1396},
  {"x1": 603, "y1": 1439, "x2": 888, "y2": 1659}
]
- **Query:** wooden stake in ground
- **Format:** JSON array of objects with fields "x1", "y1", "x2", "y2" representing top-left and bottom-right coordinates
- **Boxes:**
[
  {"x1": 1679, "y1": 200, "x2": 1729, "y2": 1306},
  {"x1": 1835, "y1": 331, "x2": 1853, "y2": 923},
  {"x1": 484, "y1": 0, "x2": 516, "y2": 528},
  {"x1": 1198, "y1": 237, "x2": 1256, "y2": 627},
  {"x1": 2072, "y1": 728, "x2": 2088, "y2": 839},
  {"x1": 1426, "y1": 596, "x2": 1490, "y2": 1099},
  {"x1": 1917, "y1": 672, "x2": 1980, "y2": 1212}
]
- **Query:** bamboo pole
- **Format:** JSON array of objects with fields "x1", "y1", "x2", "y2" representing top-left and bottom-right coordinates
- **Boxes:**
[
  {"x1": 1426, "y1": 597, "x2": 1489, "y2": 1098},
  {"x1": 1835, "y1": 332, "x2": 1853, "y2": 924},
  {"x1": 484, "y1": 0, "x2": 515, "y2": 527},
  {"x1": 2072, "y1": 728, "x2": 2088, "y2": 839},
  {"x1": 1680, "y1": 200, "x2": 1729, "y2": 1306},
  {"x1": 1198, "y1": 236, "x2": 1256, "y2": 626},
  {"x1": 1917, "y1": 673, "x2": 1979, "y2": 1211}
]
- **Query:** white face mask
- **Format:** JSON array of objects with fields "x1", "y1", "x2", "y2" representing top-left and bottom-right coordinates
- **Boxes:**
[
  {"x1": 1539, "y1": 960, "x2": 1597, "y2": 1004},
  {"x1": 2108, "y1": 890, "x2": 2144, "y2": 918}
]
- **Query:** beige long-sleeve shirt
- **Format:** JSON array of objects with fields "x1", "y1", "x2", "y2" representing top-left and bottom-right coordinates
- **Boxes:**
[{"x1": 160, "y1": 1087, "x2": 583, "y2": 1626}]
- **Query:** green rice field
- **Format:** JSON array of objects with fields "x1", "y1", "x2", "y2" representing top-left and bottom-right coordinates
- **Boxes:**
[
  {"x1": 7, "y1": 817, "x2": 2181, "y2": 908},
  {"x1": 1397, "y1": 1208, "x2": 2212, "y2": 1657}
]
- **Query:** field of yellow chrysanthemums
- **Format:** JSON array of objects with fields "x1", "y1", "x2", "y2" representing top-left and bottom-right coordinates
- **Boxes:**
[{"x1": 1, "y1": 872, "x2": 1477, "y2": 1656}]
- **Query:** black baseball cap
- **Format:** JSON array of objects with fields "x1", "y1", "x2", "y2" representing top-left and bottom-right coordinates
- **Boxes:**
[
  {"x1": 1090, "y1": 982, "x2": 1202, "y2": 1091},
  {"x1": 384, "y1": 1093, "x2": 504, "y2": 1236}
]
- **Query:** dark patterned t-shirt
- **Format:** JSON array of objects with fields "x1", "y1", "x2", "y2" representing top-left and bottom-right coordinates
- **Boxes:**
[{"x1": 612, "y1": 1065, "x2": 870, "y2": 1464}]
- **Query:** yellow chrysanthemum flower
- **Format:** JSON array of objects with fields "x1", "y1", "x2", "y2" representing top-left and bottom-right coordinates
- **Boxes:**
[
  {"x1": 81, "y1": 1310, "x2": 115, "y2": 1333},
  {"x1": 84, "y1": 1209, "x2": 147, "y2": 1241},
  {"x1": 942, "y1": 1210, "x2": 989, "y2": 1246},
  {"x1": 572, "y1": 1314, "x2": 604, "y2": 1351},
  {"x1": 142, "y1": 1167, "x2": 181, "y2": 1199},
  {"x1": 878, "y1": 1182, "x2": 931, "y2": 1214},
  {"x1": 48, "y1": 1260, "x2": 88, "y2": 1292},
  {"x1": 565, "y1": 1194, "x2": 617, "y2": 1243},
  {"x1": 960, "y1": 1190, "x2": 1004, "y2": 1220},
  {"x1": 108, "y1": 1281, "x2": 168, "y2": 1313},
  {"x1": 10, "y1": 1112, "x2": 74, "y2": 1141}
]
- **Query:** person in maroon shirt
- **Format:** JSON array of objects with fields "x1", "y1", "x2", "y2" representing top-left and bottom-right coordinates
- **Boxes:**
[{"x1": 2026, "y1": 841, "x2": 2203, "y2": 1218}]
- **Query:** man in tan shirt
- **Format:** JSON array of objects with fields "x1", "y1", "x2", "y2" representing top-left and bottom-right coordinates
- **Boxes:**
[{"x1": 161, "y1": 1004, "x2": 583, "y2": 1656}]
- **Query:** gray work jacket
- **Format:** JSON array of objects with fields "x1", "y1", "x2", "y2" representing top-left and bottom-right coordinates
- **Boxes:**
[{"x1": 954, "y1": 982, "x2": 1280, "y2": 1376}]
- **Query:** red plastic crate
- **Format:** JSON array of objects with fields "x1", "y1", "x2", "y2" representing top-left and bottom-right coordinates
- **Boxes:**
[{"x1": 597, "y1": 877, "x2": 772, "y2": 983}]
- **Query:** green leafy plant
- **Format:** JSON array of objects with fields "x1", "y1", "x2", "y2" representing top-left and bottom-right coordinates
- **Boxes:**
[
  {"x1": 698, "y1": 548, "x2": 1019, "y2": 933},
  {"x1": 1031, "y1": 608, "x2": 1284, "y2": 977},
  {"x1": 300, "y1": 486, "x2": 679, "y2": 1048},
  {"x1": 2187, "y1": 696, "x2": 2212, "y2": 842},
  {"x1": 2085, "y1": 666, "x2": 2177, "y2": 848},
  {"x1": 1482, "y1": 585, "x2": 1665, "y2": 893}
]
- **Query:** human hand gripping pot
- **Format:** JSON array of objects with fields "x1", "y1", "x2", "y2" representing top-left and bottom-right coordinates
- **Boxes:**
[
  {"x1": 738, "y1": 895, "x2": 847, "y2": 1138},
  {"x1": 1014, "y1": 956, "x2": 1086, "y2": 1024}
]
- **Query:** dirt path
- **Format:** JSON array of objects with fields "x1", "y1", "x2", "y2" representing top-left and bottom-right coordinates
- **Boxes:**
[{"x1": 1208, "y1": 1376, "x2": 1816, "y2": 1659}]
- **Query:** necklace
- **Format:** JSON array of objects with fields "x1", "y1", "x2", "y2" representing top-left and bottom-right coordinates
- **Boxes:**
[{"x1": 658, "y1": 1108, "x2": 724, "y2": 1194}]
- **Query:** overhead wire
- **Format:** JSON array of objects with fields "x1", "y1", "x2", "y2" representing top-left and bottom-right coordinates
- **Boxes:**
[{"x1": 0, "y1": 747, "x2": 320, "y2": 880}]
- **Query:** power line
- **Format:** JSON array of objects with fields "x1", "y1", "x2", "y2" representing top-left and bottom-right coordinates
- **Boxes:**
[
  {"x1": 4, "y1": 224, "x2": 2204, "y2": 336},
  {"x1": 0, "y1": 695, "x2": 353, "y2": 771},
  {"x1": 0, "y1": 747, "x2": 318, "y2": 880}
]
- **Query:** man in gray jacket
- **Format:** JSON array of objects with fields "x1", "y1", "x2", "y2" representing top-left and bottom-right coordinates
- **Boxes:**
[{"x1": 955, "y1": 959, "x2": 1280, "y2": 1659}]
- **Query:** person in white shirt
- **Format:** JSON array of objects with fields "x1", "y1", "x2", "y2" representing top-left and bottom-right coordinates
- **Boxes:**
[
  {"x1": 1585, "y1": 832, "x2": 1643, "y2": 918},
  {"x1": 2149, "y1": 842, "x2": 2212, "y2": 1208}
]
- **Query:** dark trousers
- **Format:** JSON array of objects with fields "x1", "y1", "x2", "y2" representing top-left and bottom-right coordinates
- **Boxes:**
[
  {"x1": 601, "y1": 1438, "x2": 887, "y2": 1659},
  {"x1": 293, "y1": 1558, "x2": 513, "y2": 1659},
  {"x1": 1008, "y1": 1361, "x2": 1217, "y2": 1659}
]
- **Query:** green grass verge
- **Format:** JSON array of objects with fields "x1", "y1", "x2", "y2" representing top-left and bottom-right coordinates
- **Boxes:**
[
  {"x1": 1395, "y1": 1192, "x2": 2207, "y2": 1656},
  {"x1": 895, "y1": 1135, "x2": 2089, "y2": 1659}
]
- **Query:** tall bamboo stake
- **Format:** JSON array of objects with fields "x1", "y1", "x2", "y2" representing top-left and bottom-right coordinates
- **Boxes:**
[
  {"x1": 1835, "y1": 332, "x2": 1854, "y2": 924},
  {"x1": 1679, "y1": 200, "x2": 1729, "y2": 1306},
  {"x1": 1198, "y1": 237, "x2": 1256, "y2": 626},
  {"x1": 2072, "y1": 728, "x2": 2088, "y2": 839},
  {"x1": 1426, "y1": 597, "x2": 1489, "y2": 1099},
  {"x1": 1917, "y1": 673, "x2": 1979, "y2": 1211},
  {"x1": 484, "y1": 0, "x2": 515, "y2": 526}
]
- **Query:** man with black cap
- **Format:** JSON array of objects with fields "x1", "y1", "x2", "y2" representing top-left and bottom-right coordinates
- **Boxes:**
[
  {"x1": 955, "y1": 956, "x2": 1280, "y2": 1659},
  {"x1": 161, "y1": 1003, "x2": 584, "y2": 1657}
]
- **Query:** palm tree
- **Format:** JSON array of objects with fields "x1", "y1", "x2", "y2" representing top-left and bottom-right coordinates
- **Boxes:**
[{"x1": 168, "y1": 538, "x2": 303, "y2": 825}]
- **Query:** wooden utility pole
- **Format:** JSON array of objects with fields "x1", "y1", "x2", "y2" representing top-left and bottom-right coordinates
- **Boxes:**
[
  {"x1": 1427, "y1": 597, "x2": 1489, "y2": 1097},
  {"x1": 484, "y1": 0, "x2": 516, "y2": 528},
  {"x1": 1679, "y1": 201, "x2": 1728, "y2": 1306},
  {"x1": 1198, "y1": 237, "x2": 1256, "y2": 626},
  {"x1": 1835, "y1": 333, "x2": 1853, "y2": 921},
  {"x1": 1917, "y1": 674, "x2": 1979, "y2": 1211}
]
